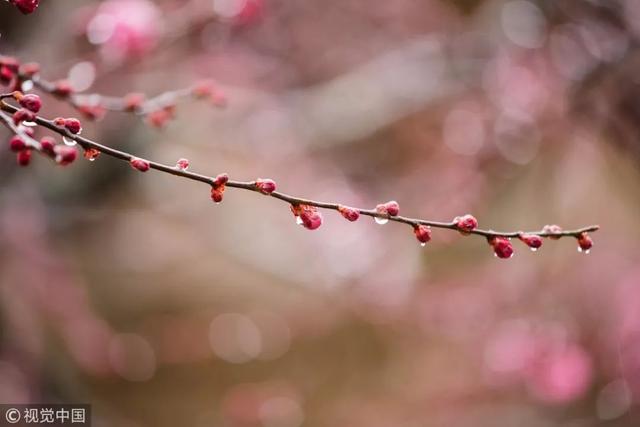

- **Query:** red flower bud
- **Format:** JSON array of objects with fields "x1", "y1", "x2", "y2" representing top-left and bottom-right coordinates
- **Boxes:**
[
  {"x1": 211, "y1": 187, "x2": 225, "y2": 203},
  {"x1": 10, "y1": 0, "x2": 40, "y2": 14},
  {"x1": 12, "y1": 108, "x2": 35, "y2": 125},
  {"x1": 83, "y1": 148, "x2": 100, "y2": 161},
  {"x1": 53, "y1": 117, "x2": 65, "y2": 127},
  {"x1": 18, "y1": 93, "x2": 42, "y2": 113},
  {"x1": 52, "y1": 80, "x2": 74, "y2": 97},
  {"x1": 376, "y1": 200, "x2": 400, "y2": 217},
  {"x1": 146, "y1": 108, "x2": 174, "y2": 129},
  {"x1": 489, "y1": 237, "x2": 514, "y2": 259},
  {"x1": 519, "y1": 233, "x2": 543, "y2": 251},
  {"x1": 175, "y1": 158, "x2": 189, "y2": 170},
  {"x1": 16, "y1": 149, "x2": 31, "y2": 166},
  {"x1": 9, "y1": 135, "x2": 26, "y2": 152},
  {"x1": 338, "y1": 205, "x2": 360, "y2": 222},
  {"x1": 255, "y1": 178, "x2": 276, "y2": 194},
  {"x1": 291, "y1": 205, "x2": 323, "y2": 230},
  {"x1": 63, "y1": 118, "x2": 82, "y2": 134},
  {"x1": 77, "y1": 104, "x2": 106, "y2": 121},
  {"x1": 213, "y1": 173, "x2": 229, "y2": 186},
  {"x1": 130, "y1": 157, "x2": 150, "y2": 172},
  {"x1": 39, "y1": 136, "x2": 55, "y2": 155},
  {"x1": 0, "y1": 56, "x2": 19, "y2": 72},
  {"x1": 542, "y1": 224, "x2": 563, "y2": 240},
  {"x1": 0, "y1": 66, "x2": 14, "y2": 85},
  {"x1": 123, "y1": 93, "x2": 145, "y2": 112},
  {"x1": 577, "y1": 232, "x2": 593, "y2": 253},
  {"x1": 414, "y1": 225, "x2": 432, "y2": 245},
  {"x1": 192, "y1": 80, "x2": 215, "y2": 98},
  {"x1": 454, "y1": 214, "x2": 478, "y2": 234},
  {"x1": 54, "y1": 145, "x2": 78, "y2": 166}
]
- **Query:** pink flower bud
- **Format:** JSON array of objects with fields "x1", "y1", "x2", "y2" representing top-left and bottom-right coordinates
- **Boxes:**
[
  {"x1": 414, "y1": 225, "x2": 432, "y2": 244},
  {"x1": 10, "y1": 0, "x2": 39, "y2": 14},
  {"x1": 542, "y1": 224, "x2": 563, "y2": 240},
  {"x1": 213, "y1": 173, "x2": 229, "y2": 186},
  {"x1": 77, "y1": 104, "x2": 106, "y2": 121},
  {"x1": 83, "y1": 148, "x2": 100, "y2": 161},
  {"x1": 255, "y1": 178, "x2": 276, "y2": 194},
  {"x1": 53, "y1": 117, "x2": 66, "y2": 127},
  {"x1": 18, "y1": 93, "x2": 42, "y2": 113},
  {"x1": 454, "y1": 214, "x2": 478, "y2": 234},
  {"x1": 52, "y1": 80, "x2": 74, "y2": 97},
  {"x1": 130, "y1": 157, "x2": 150, "y2": 172},
  {"x1": 192, "y1": 80, "x2": 215, "y2": 98},
  {"x1": 39, "y1": 136, "x2": 55, "y2": 155},
  {"x1": 12, "y1": 108, "x2": 35, "y2": 125},
  {"x1": 291, "y1": 205, "x2": 323, "y2": 230},
  {"x1": 0, "y1": 66, "x2": 14, "y2": 85},
  {"x1": 175, "y1": 158, "x2": 189, "y2": 170},
  {"x1": 211, "y1": 187, "x2": 225, "y2": 203},
  {"x1": 54, "y1": 145, "x2": 78, "y2": 166},
  {"x1": 16, "y1": 149, "x2": 31, "y2": 166},
  {"x1": 9, "y1": 135, "x2": 26, "y2": 152},
  {"x1": 376, "y1": 200, "x2": 400, "y2": 217},
  {"x1": 124, "y1": 93, "x2": 145, "y2": 112},
  {"x1": 63, "y1": 118, "x2": 82, "y2": 134},
  {"x1": 577, "y1": 232, "x2": 593, "y2": 253},
  {"x1": 489, "y1": 237, "x2": 514, "y2": 259},
  {"x1": 146, "y1": 108, "x2": 174, "y2": 129},
  {"x1": 338, "y1": 205, "x2": 360, "y2": 222},
  {"x1": 519, "y1": 233, "x2": 543, "y2": 251}
]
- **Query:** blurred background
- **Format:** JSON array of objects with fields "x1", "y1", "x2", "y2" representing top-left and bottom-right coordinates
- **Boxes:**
[{"x1": 1, "y1": 0, "x2": 639, "y2": 425}]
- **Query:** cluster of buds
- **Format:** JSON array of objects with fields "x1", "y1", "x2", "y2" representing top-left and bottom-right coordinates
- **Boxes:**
[
  {"x1": 291, "y1": 204, "x2": 323, "y2": 230},
  {"x1": 375, "y1": 200, "x2": 399, "y2": 224},
  {"x1": 210, "y1": 173, "x2": 229, "y2": 203},
  {"x1": 338, "y1": 205, "x2": 360, "y2": 222},
  {"x1": 7, "y1": 133, "x2": 78, "y2": 167},
  {"x1": 8, "y1": 0, "x2": 39, "y2": 14}
]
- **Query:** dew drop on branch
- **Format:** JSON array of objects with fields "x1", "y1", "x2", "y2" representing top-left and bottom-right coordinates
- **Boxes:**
[
  {"x1": 375, "y1": 217, "x2": 389, "y2": 225},
  {"x1": 63, "y1": 136, "x2": 77, "y2": 146}
]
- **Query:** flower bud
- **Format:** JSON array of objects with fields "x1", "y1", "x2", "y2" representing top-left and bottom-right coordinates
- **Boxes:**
[
  {"x1": 63, "y1": 118, "x2": 82, "y2": 134},
  {"x1": 414, "y1": 225, "x2": 432, "y2": 244},
  {"x1": 123, "y1": 93, "x2": 145, "y2": 112},
  {"x1": 52, "y1": 80, "x2": 74, "y2": 97},
  {"x1": 338, "y1": 205, "x2": 360, "y2": 222},
  {"x1": 454, "y1": 214, "x2": 478, "y2": 234},
  {"x1": 255, "y1": 178, "x2": 276, "y2": 194},
  {"x1": 9, "y1": 135, "x2": 26, "y2": 152},
  {"x1": 542, "y1": 224, "x2": 563, "y2": 240},
  {"x1": 519, "y1": 233, "x2": 543, "y2": 251},
  {"x1": 20, "y1": 62, "x2": 40, "y2": 77},
  {"x1": 130, "y1": 157, "x2": 150, "y2": 172},
  {"x1": 83, "y1": 148, "x2": 100, "y2": 161},
  {"x1": 54, "y1": 145, "x2": 78, "y2": 166},
  {"x1": 210, "y1": 173, "x2": 229, "y2": 203},
  {"x1": 12, "y1": 108, "x2": 35, "y2": 125},
  {"x1": 39, "y1": 136, "x2": 55, "y2": 155},
  {"x1": 17, "y1": 93, "x2": 42, "y2": 113},
  {"x1": 291, "y1": 205, "x2": 323, "y2": 230},
  {"x1": 16, "y1": 149, "x2": 31, "y2": 166},
  {"x1": 175, "y1": 158, "x2": 189, "y2": 170},
  {"x1": 11, "y1": 0, "x2": 40, "y2": 14},
  {"x1": 577, "y1": 232, "x2": 593, "y2": 253},
  {"x1": 376, "y1": 200, "x2": 400, "y2": 217},
  {"x1": 489, "y1": 237, "x2": 514, "y2": 259}
]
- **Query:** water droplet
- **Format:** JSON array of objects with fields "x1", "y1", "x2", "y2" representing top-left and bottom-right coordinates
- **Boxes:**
[
  {"x1": 578, "y1": 247, "x2": 590, "y2": 254},
  {"x1": 420, "y1": 243, "x2": 426, "y2": 247},
  {"x1": 21, "y1": 80, "x2": 34, "y2": 91},
  {"x1": 22, "y1": 120, "x2": 37, "y2": 127},
  {"x1": 375, "y1": 217, "x2": 389, "y2": 225},
  {"x1": 530, "y1": 247, "x2": 538, "y2": 252},
  {"x1": 296, "y1": 216, "x2": 303, "y2": 226},
  {"x1": 63, "y1": 136, "x2": 77, "y2": 146}
]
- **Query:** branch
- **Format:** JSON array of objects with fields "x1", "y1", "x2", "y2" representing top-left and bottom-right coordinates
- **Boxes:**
[{"x1": 0, "y1": 98, "x2": 599, "y2": 259}]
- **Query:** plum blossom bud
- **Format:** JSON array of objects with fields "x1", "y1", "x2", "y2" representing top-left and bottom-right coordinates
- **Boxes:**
[
  {"x1": 130, "y1": 157, "x2": 150, "y2": 172},
  {"x1": 146, "y1": 107, "x2": 174, "y2": 129},
  {"x1": 17, "y1": 93, "x2": 42, "y2": 113},
  {"x1": 12, "y1": 108, "x2": 35, "y2": 125},
  {"x1": 20, "y1": 62, "x2": 40, "y2": 77},
  {"x1": 10, "y1": 0, "x2": 39, "y2": 14},
  {"x1": 63, "y1": 118, "x2": 82, "y2": 134},
  {"x1": 16, "y1": 149, "x2": 31, "y2": 166},
  {"x1": 376, "y1": 200, "x2": 400, "y2": 217},
  {"x1": 52, "y1": 80, "x2": 74, "y2": 97},
  {"x1": 9, "y1": 136, "x2": 26, "y2": 152},
  {"x1": 78, "y1": 104, "x2": 106, "y2": 121},
  {"x1": 124, "y1": 93, "x2": 145, "y2": 112},
  {"x1": 192, "y1": 80, "x2": 215, "y2": 98},
  {"x1": 414, "y1": 225, "x2": 432, "y2": 245},
  {"x1": 39, "y1": 136, "x2": 55, "y2": 155},
  {"x1": 489, "y1": 237, "x2": 514, "y2": 259},
  {"x1": 0, "y1": 66, "x2": 14, "y2": 85},
  {"x1": 54, "y1": 145, "x2": 78, "y2": 166},
  {"x1": 255, "y1": 178, "x2": 276, "y2": 194},
  {"x1": 291, "y1": 205, "x2": 323, "y2": 230},
  {"x1": 577, "y1": 232, "x2": 593, "y2": 253},
  {"x1": 83, "y1": 148, "x2": 100, "y2": 161},
  {"x1": 519, "y1": 233, "x2": 543, "y2": 251},
  {"x1": 454, "y1": 214, "x2": 478, "y2": 234},
  {"x1": 175, "y1": 158, "x2": 189, "y2": 170},
  {"x1": 210, "y1": 173, "x2": 229, "y2": 203},
  {"x1": 543, "y1": 224, "x2": 563, "y2": 240},
  {"x1": 338, "y1": 205, "x2": 360, "y2": 222}
]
